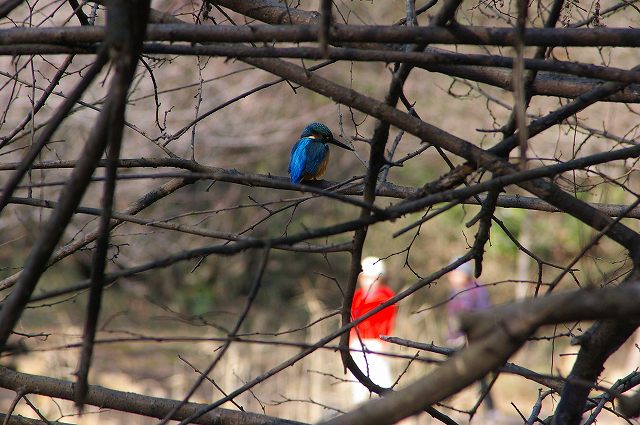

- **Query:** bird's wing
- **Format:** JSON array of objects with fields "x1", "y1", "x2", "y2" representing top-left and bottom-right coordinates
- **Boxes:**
[
  {"x1": 288, "y1": 138, "x2": 311, "y2": 183},
  {"x1": 304, "y1": 141, "x2": 329, "y2": 176}
]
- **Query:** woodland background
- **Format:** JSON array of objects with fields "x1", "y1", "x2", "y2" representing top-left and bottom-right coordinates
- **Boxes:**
[{"x1": 0, "y1": 0, "x2": 640, "y2": 424}]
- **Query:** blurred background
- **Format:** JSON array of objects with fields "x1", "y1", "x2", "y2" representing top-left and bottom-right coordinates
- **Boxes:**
[{"x1": 1, "y1": 0, "x2": 640, "y2": 423}]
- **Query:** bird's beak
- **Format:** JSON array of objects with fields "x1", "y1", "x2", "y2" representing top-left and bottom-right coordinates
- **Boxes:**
[{"x1": 328, "y1": 138, "x2": 354, "y2": 151}]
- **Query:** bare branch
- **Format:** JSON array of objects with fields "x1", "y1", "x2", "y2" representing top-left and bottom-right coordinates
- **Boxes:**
[
  {"x1": 0, "y1": 0, "x2": 150, "y2": 351},
  {"x1": 5, "y1": 24, "x2": 640, "y2": 47},
  {"x1": 74, "y1": 0, "x2": 151, "y2": 407},
  {"x1": 319, "y1": 283, "x2": 640, "y2": 425},
  {"x1": 0, "y1": 366, "x2": 304, "y2": 425}
]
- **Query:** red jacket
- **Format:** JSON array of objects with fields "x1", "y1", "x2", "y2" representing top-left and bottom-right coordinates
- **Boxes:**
[{"x1": 350, "y1": 285, "x2": 397, "y2": 340}]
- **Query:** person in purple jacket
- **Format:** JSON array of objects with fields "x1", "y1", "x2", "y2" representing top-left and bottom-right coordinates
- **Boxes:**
[
  {"x1": 446, "y1": 258, "x2": 496, "y2": 413},
  {"x1": 446, "y1": 259, "x2": 491, "y2": 347}
]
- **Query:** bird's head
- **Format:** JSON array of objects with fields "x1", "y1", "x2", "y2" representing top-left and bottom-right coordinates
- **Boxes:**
[{"x1": 300, "y1": 122, "x2": 354, "y2": 151}]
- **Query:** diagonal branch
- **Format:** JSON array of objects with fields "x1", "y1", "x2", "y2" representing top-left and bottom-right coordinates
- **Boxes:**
[
  {"x1": 0, "y1": 48, "x2": 108, "y2": 212},
  {"x1": 469, "y1": 188, "x2": 500, "y2": 277},
  {"x1": 0, "y1": 54, "x2": 76, "y2": 147},
  {"x1": 74, "y1": 0, "x2": 151, "y2": 407},
  {"x1": 0, "y1": 0, "x2": 23, "y2": 19},
  {"x1": 553, "y1": 281, "x2": 640, "y2": 424},
  {"x1": 319, "y1": 283, "x2": 640, "y2": 425},
  {"x1": 0, "y1": 0, "x2": 149, "y2": 352},
  {"x1": 67, "y1": 0, "x2": 90, "y2": 26}
]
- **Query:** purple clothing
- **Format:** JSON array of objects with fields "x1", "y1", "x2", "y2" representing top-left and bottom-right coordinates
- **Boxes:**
[
  {"x1": 447, "y1": 280, "x2": 490, "y2": 341},
  {"x1": 447, "y1": 281, "x2": 490, "y2": 315}
]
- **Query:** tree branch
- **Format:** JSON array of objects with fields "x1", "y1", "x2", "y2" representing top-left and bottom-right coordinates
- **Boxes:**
[
  {"x1": 74, "y1": 0, "x2": 150, "y2": 407},
  {"x1": 319, "y1": 283, "x2": 640, "y2": 425},
  {"x1": 0, "y1": 366, "x2": 304, "y2": 425},
  {"x1": 5, "y1": 23, "x2": 640, "y2": 47},
  {"x1": 0, "y1": 0, "x2": 149, "y2": 351}
]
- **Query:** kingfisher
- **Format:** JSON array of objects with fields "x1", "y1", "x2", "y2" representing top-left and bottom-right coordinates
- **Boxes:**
[{"x1": 288, "y1": 122, "x2": 353, "y2": 184}]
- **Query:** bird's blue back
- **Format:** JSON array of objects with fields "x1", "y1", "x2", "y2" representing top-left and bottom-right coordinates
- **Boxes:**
[{"x1": 288, "y1": 137, "x2": 329, "y2": 183}]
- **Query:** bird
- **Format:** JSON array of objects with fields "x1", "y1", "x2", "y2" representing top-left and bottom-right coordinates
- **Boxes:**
[{"x1": 288, "y1": 122, "x2": 353, "y2": 184}]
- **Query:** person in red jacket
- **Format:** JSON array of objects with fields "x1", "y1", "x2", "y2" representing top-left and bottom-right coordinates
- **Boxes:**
[{"x1": 349, "y1": 256, "x2": 397, "y2": 403}]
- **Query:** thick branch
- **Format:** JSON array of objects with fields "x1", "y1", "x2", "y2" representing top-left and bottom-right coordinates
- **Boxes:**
[
  {"x1": 0, "y1": 367, "x2": 304, "y2": 425},
  {"x1": 0, "y1": 0, "x2": 149, "y2": 350},
  {"x1": 0, "y1": 0, "x2": 23, "y2": 19},
  {"x1": 320, "y1": 283, "x2": 640, "y2": 425},
  {"x1": 5, "y1": 24, "x2": 640, "y2": 47},
  {"x1": 213, "y1": 0, "x2": 640, "y2": 105},
  {"x1": 381, "y1": 336, "x2": 563, "y2": 392},
  {"x1": 74, "y1": 0, "x2": 150, "y2": 407},
  {"x1": 553, "y1": 268, "x2": 640, "y2": 424}
]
